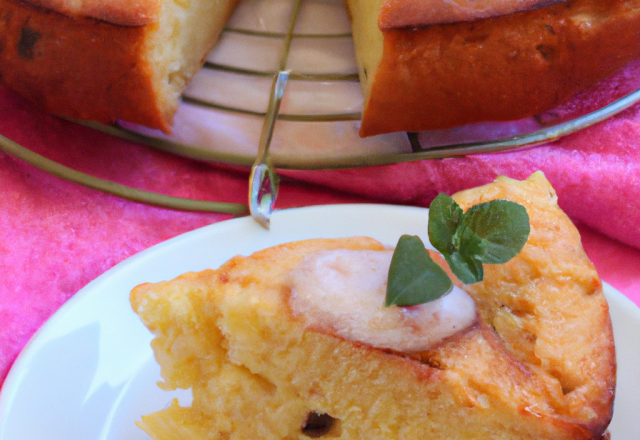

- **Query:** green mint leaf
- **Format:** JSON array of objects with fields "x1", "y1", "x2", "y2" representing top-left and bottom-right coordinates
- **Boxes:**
[
  {"x1": 386, "y1": 235, "x2": 453, "y2": 307},
  {"x1": 457, "y1": 200, "x2": 530, "y2": 264},
  {"x1": 452, "y1": 220, "x2": 485, "y2": 259},
  {"x1": 426, "y1": 194, "x2": 530, "y2": 285},
  {"x1": 444, "y1": 252, "x2": 484, "y2": 284},
  {"x1": 428, "y1": 193, "x2": 464, "y2": 255}
]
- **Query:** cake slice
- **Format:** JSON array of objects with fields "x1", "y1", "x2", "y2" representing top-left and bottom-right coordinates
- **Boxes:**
[
  {"x1": 348, "y1": 0, "x2": 640, "y2": 136},
  {"x1": 0, "y1": 0, "x2": 239, "y2": 133},
  {"x1": 130, "y1": 173, "x2": 614, "y2": 439}
]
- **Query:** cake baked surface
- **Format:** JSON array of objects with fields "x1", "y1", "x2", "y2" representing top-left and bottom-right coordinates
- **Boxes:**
[
  {"x1": 377, "y1": 0, "x2": 564, "y2": 28},
  {"x1": 349, "y1": 0, "x2": 640, "y2": 136},
  {"x1": 1, "y1": 0, "x2": 640, "y2": 137},
  {"x1": 130, "y1": 173, "x2": 615, "y2": 440},
  {"x1": 0, "y1": 0, "x2": 238, "y2": 133}
]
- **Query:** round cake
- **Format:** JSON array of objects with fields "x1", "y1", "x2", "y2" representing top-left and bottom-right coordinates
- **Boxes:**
[{"x1": 0, "y1": 0, "x2": 639, "y2": 136}]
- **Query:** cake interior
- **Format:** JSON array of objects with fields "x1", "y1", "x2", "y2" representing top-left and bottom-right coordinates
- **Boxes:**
[
  {"x1": 345, "y1": 0, "x2": 384, "y2": 120},
  {"x1": 131, "y1": 173, "x2": 615, "y2": 440},
  {"x1": 144, "y1": 0, "x2": 239, "y2": 124}
]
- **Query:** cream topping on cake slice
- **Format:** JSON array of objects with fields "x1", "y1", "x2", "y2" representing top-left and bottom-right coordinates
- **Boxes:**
[{"x1": 288, "y1": 249, "x2": 477, "y2": 352}]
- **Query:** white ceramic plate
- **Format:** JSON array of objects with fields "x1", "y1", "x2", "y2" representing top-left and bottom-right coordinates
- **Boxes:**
[{"x1": 0, "y1": 204, "x2": 638, "y2": 439}]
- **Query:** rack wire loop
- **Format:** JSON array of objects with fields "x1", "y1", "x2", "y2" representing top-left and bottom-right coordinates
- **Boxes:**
[
  {"x1": 250, "y1": 70, "x2": 290, "y2": 228},
  {"x1": 0, "y1": 133, "x2": 249, "y2": 215}
]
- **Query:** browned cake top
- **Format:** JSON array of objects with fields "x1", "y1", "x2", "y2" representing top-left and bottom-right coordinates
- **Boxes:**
[
  {"x1": 378, "y1": 0, "x2": 565, "y2": 28},
  {"x1": 451, "y1": 173, "x2": 615, "y2": 434},
  {"x1": 23, "y1": 0, "x2": 160, "y2": 25}
]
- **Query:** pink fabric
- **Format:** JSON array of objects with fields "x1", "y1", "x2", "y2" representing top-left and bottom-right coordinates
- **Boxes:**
[
  {"x1": 578, "y1": 224, "x2": 640, "y2": 297},
  {"x1": 1, "y1": 83, "x2": 640, "y2": 389},
  {"x1": 285, "y1": 104, "x2": 640, "y2": 250},
  {"x1": 286, "y1": 58, "x2": 640, "y2": 250}
]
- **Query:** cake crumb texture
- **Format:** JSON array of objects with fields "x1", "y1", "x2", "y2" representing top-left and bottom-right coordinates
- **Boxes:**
[{"x1": 131, "y1": 174, "x2": 614, "y2": 440}]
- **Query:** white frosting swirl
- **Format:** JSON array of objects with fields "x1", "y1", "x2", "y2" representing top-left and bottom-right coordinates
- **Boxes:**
[{"x1": 288, "y1": 249, "x2": 477, "y2": 353}]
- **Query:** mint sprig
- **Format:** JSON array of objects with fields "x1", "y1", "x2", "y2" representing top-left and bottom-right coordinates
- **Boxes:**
[
  {"x1": 386, "y1": 235, "x2": 452, "y2": 306},
  {"x1": 430, "y1": 194, "x2": 530, "y2": 284},
  {"x1": 385, "y1": 194, "x2": 530, "y2": 306}
]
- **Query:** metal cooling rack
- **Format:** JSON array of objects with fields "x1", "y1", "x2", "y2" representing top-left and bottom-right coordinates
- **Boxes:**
[{"x1": 2, "y1": 0, "x2": 640, "y2": 222}]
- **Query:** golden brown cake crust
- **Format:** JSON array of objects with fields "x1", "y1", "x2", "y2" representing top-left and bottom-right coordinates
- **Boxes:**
[
  {"x1": 130, "y1": 174, "x2": 615, "y2": 440},
  {"x1": 0, "y1": 0, "x2": 170, "y2": 132},
  {"x1": 378, "y1": 0, "x2": 563, "y2": 28},
  {"x1": 360, "y1": 0, "x2": 640, "y2": 136},
  {"x1": 450, "y1": 173, "x2": 615, "y2": 436},
  {"x1": 21, "y1": 0, "x2": 160, "y2": 26}
]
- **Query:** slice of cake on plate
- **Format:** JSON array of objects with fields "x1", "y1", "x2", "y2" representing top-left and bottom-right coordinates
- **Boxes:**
[{"x1": 130, "y1": 173, "x2": 614, "y2": 439}]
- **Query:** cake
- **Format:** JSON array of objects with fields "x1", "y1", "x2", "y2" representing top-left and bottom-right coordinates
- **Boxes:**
[
  {"x1": 348, "y1": 0, "x2": 640, "y2": 136},
  {"x1": 130, "y1": 172, "x2": 615, "y2": 439},
  {"x1": 1, "y1": 0, "x2": 640, "y2": 137},
  {"x1": 0, "y1": 0, "x2": 239, "y2": 133}
]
